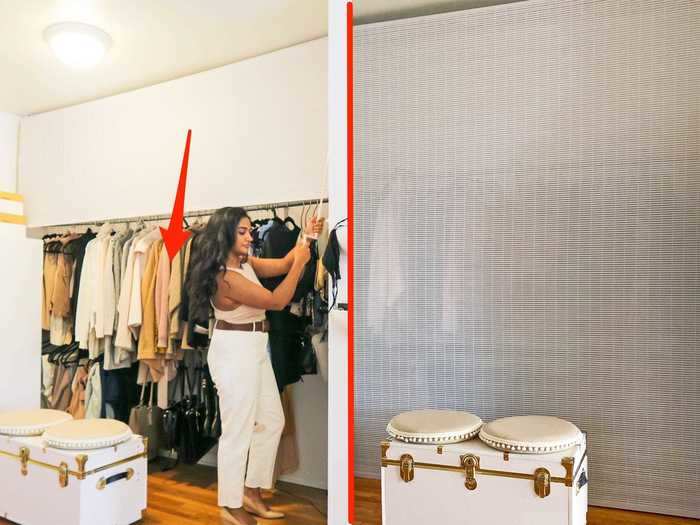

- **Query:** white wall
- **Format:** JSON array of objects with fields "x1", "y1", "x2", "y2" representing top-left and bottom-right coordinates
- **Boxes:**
[
  {"x1": 278, "y1": 376, "x2": 329, "y2": 489},
  {"x1": 18, "y1": 38, "x2": 327, "y2": 227},
  {"x1": 17, "y1": 37, "x2": 328, "y2": 490},
  {"x1": 328, "y1": 1, "x2": 349, "y2": 523},
  {"x1": 0, "y1": 112, "x2": 19, "y2": 193},
  {"x1": 0, "y1": 226, "x2": 42, "y2": 411}
]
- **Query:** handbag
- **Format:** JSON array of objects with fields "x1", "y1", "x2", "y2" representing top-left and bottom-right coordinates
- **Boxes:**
[
  {"x1": 128, "y1": 381, "x2": 164, "y2": 461},
  {"x1": 162, "y1": 369, "x2": 185, "y2": 453},
  {"x1": 180, "y1": 365, "x2": 217, "y2": 464},
  {"x1": 299, "y1": 333, "x2": 318, "y2": 376},
  {"x1": 200, "y1": 365, "x2": 222, "y2": 439}
]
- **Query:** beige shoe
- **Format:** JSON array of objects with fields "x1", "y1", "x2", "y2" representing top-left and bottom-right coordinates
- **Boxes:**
[
  {"x1": 220, "y1": 507, "x2": 258, "y2": 525},
  {"x1": 242, "y1": 495, "x2": 285, "y2": 519}
]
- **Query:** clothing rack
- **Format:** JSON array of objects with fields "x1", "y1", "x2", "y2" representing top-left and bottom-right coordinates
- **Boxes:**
[{"x1": 42, "y1": 198, "x2": 328, "y2": 230}]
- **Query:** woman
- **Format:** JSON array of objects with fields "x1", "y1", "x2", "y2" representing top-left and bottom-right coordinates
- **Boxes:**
[{"x1": 186, "y1": 206, "x2": 323, "y2": 525}]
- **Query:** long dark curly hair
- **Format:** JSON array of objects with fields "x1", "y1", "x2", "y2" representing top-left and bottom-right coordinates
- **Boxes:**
[{"x1": 185, "y1": 206, "x2": 250, "y2": 322}]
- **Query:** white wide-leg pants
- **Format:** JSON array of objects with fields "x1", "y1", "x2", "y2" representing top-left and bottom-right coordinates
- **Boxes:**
[{"x1": 207, "y1": 329, "x2": 285, "y2": 508}]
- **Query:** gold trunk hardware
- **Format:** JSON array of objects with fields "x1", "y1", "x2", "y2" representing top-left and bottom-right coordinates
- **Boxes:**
[
  {"x1": 0, "y1": 445, "x2": 147, "y2": 487},
  {"x1": 381, "y1": 441, "x2": 577, "y2": 494},
  {"x1": 437, "y1": 446, "x2": 443, "y2": 455},
  {"x1": 399, "y1": 454, "x2": 415, "y2": 482},
  {"x1": 381, "y1": 441, "x2": 391, "y2": 460},
  {"x1": 58, "y1": 462, "x2": 69, "y2": 488},
  {"x1": 19, "y1": 447, "x2": 29, "y2": 476},
  {"x1": 534, "y1": 468, "x2": 551, "y2": 498},
  {"x1": 461, "y1": 454, "x2": 479, "y2": 490},
  {"x1": 75, "y1": 455, "x2": 88, "y2": 480},
  {"x1": 562, "y1": 457, "x2": 574, "y2": 487}
]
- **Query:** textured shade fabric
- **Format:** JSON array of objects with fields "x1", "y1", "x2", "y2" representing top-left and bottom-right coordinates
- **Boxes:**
[
  {"x1": 354, "y1": 0, "x2": 700, "y2": 518},
  {"x1": 43, "y1": 419, "x2": 132, "y2": 449},
  {"x1": 387, "y1": 409, "x2": 482, "y2": 443},
  {"x1": 0, "y1": 409, "x2": 73, "y2": 436},
  {"x1": 479, "y1": 415, "x2": 583, "y2": 453}
]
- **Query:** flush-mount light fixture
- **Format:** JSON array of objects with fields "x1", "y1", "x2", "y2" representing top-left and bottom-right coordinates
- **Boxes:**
[{"x1": 43, "y1": 22, "x2": 112, "y2": 68}]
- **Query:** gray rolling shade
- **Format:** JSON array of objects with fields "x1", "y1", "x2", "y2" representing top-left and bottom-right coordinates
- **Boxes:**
[{"x1": 354, "y1": 0, "x2": 699, "y2": 518}]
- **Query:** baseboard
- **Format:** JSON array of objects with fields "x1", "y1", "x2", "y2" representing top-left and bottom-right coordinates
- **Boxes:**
[{"x1": 588, "y1": 498, "x2": 700, "y2": 521}]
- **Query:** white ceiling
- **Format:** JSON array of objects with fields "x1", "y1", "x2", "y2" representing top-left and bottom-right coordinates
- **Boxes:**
[
  {"x1": 0, "y1": 0, "x2": 522, "y2": 116},
  {"x1": 0, "y1": 0, "x2": 327, "y2": 115}
]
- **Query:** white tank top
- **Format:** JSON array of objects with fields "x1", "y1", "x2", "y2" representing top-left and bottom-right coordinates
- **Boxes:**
[{"x1": 211, "y1": 263, "x2": 267, "y2": 323}]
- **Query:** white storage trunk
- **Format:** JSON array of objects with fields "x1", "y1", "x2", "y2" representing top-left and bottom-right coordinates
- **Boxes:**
[
  {"x1": 381, "y1": 435, "x2": 588, "y2": 525},
  {"x1": 0, "y1": 434, "x2": 147, "y2": 525}
]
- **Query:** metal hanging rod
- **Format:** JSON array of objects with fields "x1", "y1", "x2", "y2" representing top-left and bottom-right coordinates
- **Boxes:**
[{"x1": 44, "y1": 198, "x2": 328, "y2": 230}]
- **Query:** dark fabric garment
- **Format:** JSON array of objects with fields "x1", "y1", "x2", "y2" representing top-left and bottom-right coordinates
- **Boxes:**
[
  {"x1": 259, "y1": 219, "x2": 317, "y2": 302},
  {"x1": 181, "y1": 233, "x2": 210, "y2": 348},
  {"x1": 322, "y1": 219, "x2": 346, "y2": 311},
  {"x1": 259, "y1": 218, "x2": 300, "y2": 292},
  {"x1": 267, "y1": 309, "x2": 312, "y2": 392},
  {"x1": 179, "y1": 235, "x2": 193, "y2": 326},
  {"x1": 65, "y1": 231, "x2": 96, "y2": 340},
  {"x1": 101, "y1": 361, "x2": 139, "y2": 423},
  {"x1": 44, "y1": 240, "x2": 63, "y2": 254},
  {"x1": 98, "y1": 355, "x2": 107, "y2": 419},
  {"x1": 258, "y1": 218, "x2": 319, "y2": 390}
]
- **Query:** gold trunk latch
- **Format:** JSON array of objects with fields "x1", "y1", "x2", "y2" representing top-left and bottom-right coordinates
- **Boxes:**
[
  {"x1": 534, "y1": 468, "x2": 551, "y2": 498},
  {"x1": 19, "y1": 447, "x2": 29, "y2": 476},
  {"x1": 461, "y1": 454, "x2": 480, "y2": 490},
  {"x1": 399, "y1": 454, "x2": 414, "y2": 482},
  {"x1": 58, "y1": 462, "x2": 69, "y2": 488}
]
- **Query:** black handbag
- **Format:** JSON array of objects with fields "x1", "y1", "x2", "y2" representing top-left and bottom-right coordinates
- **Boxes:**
[
  {"x1": 162, "y1": 370, "x2": 185, "y2": 452},
  {"x1": 299, "y1": 333, "x2": 318, "y2": 376},
  {"x1": 180, "y1": 365, "x2": 217, "y2": 465},
  {"x1": 200, "y1": 365, "x2": 221, "y2": 439}
]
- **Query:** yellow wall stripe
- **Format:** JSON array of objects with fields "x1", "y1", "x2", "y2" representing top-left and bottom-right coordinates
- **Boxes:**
[
  {"x1": 0, "y1": 191, "x2": 24, "y2": 202},
  {"x1": 0, "y1": 213, "x2": 27, "y2": 225}
]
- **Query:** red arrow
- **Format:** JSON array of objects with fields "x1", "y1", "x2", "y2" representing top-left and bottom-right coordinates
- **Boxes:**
[{"x1": 160, "y1": 129, "x2": 193, "y2": 261}]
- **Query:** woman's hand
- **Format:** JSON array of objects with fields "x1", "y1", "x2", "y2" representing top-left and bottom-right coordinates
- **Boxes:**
[
  {"x1": 304, "y1": 216, "x2": 325, "y2": 237},
  {"x1": 293, "y1": 243, "x2": 311, "y2": 266}
]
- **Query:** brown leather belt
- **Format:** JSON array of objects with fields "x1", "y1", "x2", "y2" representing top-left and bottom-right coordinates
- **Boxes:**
[{"x1": 215, "y1": 319, "x2": 269, "y2": 333}]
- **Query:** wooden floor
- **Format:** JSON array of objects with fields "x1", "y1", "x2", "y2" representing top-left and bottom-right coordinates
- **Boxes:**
[
  {"x1": 143, "y1": 463, "x2": 327, "y2": 524},
  {"x1": 354, "y1": 478, "x2": 700, "y2": 525}
]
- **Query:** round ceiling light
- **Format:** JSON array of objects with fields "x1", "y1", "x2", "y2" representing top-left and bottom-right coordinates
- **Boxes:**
[{"x1": 43, "y1": 22, "x2": 112, "y2": 68}]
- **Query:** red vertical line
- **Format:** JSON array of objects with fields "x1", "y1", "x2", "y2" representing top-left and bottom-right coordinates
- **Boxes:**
[{"x1": 346, "y1": 1, "x2": 355, "y2": 524}]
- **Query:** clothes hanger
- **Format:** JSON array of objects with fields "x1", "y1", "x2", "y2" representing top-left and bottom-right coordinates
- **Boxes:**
[
  {"x1": 64, "y1": 343, "x2": 82, "y2": 366},
  {"x1": 255, "y1": 209, "x2": 275, "y2": 228},
  {"x1": 301, "y1": 205, "x2": 309, "y2": 231},
  {"x1": 130, "y1": 219, "x2": 146, "y2": 233},
  {"x1": 190, "y1": 216, "x2": 206, "y2": 232},
  {"x1": 97, "y1": 221, "x2": 113, "y2": 236}
]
